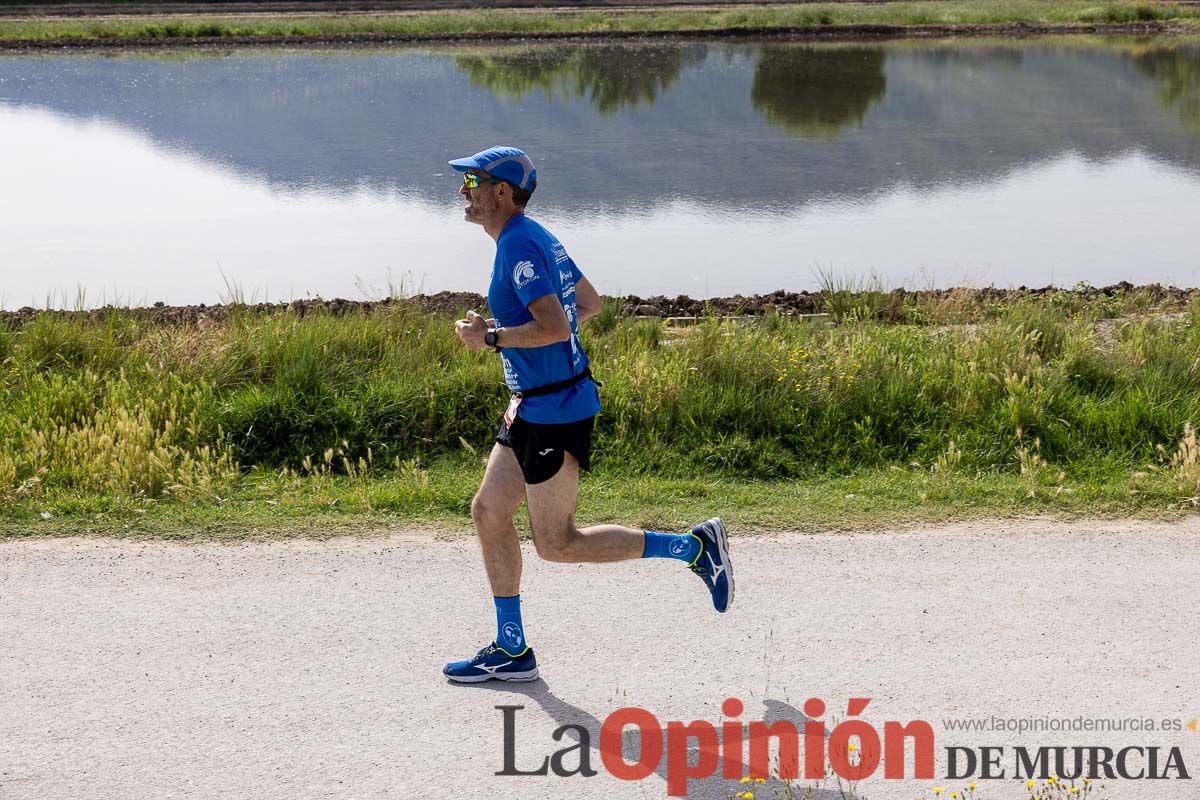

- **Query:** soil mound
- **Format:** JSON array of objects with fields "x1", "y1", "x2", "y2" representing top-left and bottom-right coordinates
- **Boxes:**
[{"x1": 2, "y1": 282, "x2": 1195, "y2": 328}]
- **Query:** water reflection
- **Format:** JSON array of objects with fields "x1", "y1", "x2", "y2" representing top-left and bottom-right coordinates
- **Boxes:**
[
  {"x1": 751, "y1": 45, "x2": 887, "y2": 138},
  {"x1": 3, "y1": 39, "x2": 1198, "y2": 213},
  {"x1": 456, "y1": 43, "x2": 705, "y2": 114},
  {"x1": 2, "y1": 38, "x2": 1200, "y2": 304},
  {"x1": 912, "y1": 42, "x2": 1025, "y2": 68},
  {"x1": 1131, "y1": 42, "x2": 1200, "y2": 133}
]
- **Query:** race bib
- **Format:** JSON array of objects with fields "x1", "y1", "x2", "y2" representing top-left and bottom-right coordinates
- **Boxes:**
[{"x1": 503, "y1": 394, "x2": 523, "y2": 429}]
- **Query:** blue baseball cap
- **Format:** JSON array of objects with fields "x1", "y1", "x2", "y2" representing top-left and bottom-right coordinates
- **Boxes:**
[{"x1": 448, "y1": 145, "x2": 537, "y2": 192}]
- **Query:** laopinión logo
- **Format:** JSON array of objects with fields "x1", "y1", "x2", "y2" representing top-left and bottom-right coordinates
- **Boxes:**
[
  {"x1": 940, "y1": 714, "x2": 1195, "y2": 781},
  {"x1": 496, "y1": 697, "x2": 935, "y2": 796},
  {"x1": 493, "y1": 697, "x2": 1194, "y2": 797}
]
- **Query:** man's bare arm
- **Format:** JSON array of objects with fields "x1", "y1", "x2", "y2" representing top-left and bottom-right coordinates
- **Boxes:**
[
  {"x1": 457, "y1": 299, "x2": 567, "y2": 351},
  {"x1": 574, "y1": 276, "x2": 603, "y2": 324},
  {"x1": 495, "y1": 294, "x2": 571, "y2": 349}
]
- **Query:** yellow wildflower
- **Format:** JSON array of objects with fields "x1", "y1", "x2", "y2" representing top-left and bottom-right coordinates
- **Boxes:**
[
  {"x1": 968, "y1": 784, "x2": 977, "y2": 792},
  {"x1": 740, "y1": 778, "x2": 751, "y2": 784},
  {"x1": 848, "y1": 743, "x2": 858, "y2": 751},
  {"x1": 934, "y1": 789, "x2": 943, "y2": 796},
  {"x1": 1027, "y1": 780, "x2": 1037, "y2": 789}
]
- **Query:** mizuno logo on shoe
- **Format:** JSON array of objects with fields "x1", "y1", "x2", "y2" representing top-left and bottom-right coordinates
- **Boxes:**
[
  {"x1": 479, "y1": 661, "x2": 513, "y2": 674},
  {"x1": 706, "y1": 552, "x2": 724, "y2": 579},
  {"x1": 538, "y1": 448, "x2": 554, "y2": 456}
]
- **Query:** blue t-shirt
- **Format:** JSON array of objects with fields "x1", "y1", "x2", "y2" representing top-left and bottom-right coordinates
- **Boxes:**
[{"x1": 489, "y1": 213, "x2": 601, "y2": 424}]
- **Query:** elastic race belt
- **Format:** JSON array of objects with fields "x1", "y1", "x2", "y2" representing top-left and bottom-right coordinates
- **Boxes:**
[{"x1": 514, "y1": 367, "x2": 596, "y2": 399}]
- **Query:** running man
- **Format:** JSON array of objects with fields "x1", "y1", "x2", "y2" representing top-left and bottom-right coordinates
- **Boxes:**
[{"x1": 443, "y1": 145, "x2": 733, "y2": 683}]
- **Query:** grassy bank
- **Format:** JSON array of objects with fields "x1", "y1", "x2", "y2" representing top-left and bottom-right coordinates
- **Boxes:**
[
  {"x1": 2, "y1": 286, "x2": 1200, "y2": 538},
  {"x1": 1, "y1": 1, "x2": 1199, "y2": 45}
]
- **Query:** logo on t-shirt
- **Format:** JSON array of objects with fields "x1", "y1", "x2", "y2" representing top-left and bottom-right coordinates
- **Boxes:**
[
  {"x1": 501, "y1": 354, "x2": 520, "y2": 389},
  {"x1": 513, "y1": 261, "x2": 539, "y2": 289}
]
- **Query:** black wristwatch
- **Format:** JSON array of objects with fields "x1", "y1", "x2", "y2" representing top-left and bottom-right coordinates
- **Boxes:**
[{"x1": 484, "y1": 328, "x2": 501, "y2": 352}]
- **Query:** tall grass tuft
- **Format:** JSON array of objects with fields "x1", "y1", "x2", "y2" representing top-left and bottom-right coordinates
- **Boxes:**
[{"x1": 1168, "y1": 421, "x2": 1200, "y2": 500}]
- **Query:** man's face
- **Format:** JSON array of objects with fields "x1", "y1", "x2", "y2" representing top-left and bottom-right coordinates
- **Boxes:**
[{"x1": 460, "y1": 169, "x2": 500, "y2": 226}]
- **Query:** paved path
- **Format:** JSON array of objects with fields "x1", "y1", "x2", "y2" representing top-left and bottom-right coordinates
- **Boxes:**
[{"x1": 3, "y1": 519, "x2": 1199, "y2": 799}]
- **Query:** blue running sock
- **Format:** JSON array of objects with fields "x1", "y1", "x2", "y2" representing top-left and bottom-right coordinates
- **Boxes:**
[
  {"x1": 494, "y1": 595, "x2": 528, "y2": 655},
  {"x1": 641, "y1": 530, "x2": 701, "y2": 562}
]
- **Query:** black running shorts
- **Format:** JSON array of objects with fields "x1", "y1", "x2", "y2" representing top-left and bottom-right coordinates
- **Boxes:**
[{"x1": 496, "y1": 415, "x2": 595, "y2": 485}]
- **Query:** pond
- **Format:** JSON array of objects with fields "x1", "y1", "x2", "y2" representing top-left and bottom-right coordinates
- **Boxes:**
[{"x1": 1, "y1": 36, "x2": 1198, "y2": 308}]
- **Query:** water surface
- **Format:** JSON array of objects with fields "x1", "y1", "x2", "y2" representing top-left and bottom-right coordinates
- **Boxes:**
[{"x1": 1, "y1": 37, "x2": 1198, "y2": 308}]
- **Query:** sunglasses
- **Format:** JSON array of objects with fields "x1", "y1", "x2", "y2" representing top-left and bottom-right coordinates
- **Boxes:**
[{"x1": 462, "y1": 172, "x2": 506, "y2": 190}]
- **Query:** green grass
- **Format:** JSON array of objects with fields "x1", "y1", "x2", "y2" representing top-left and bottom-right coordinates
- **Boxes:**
[
  {"x1": 1, "y1": 2, "x2": 1199, "y2": 44},
  {"x1": 3, "y1": 460, "x2": 1194, "y2": 541},
  {"x1": 2, "y1": 287, "x2": 1200, "y2": 539}
]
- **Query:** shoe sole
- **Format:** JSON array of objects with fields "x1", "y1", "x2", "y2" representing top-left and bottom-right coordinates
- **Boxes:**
[
  {"x1": 445, "y1": 667, "x2": 540, "y2": 684},
  {"x1": 712, "y1": 517, "x2": 734, "y2": 613}
]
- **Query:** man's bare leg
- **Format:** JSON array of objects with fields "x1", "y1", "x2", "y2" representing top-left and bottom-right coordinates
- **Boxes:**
[
  {"x1": 446, "y1": 446, "x2": 732, "y2": 682},
  {"x1": 523, "y1": 452, "x2": 733, "y2": 612},
  {"x1": 470, "y1": 443, "x2": 527, "y2": 596},
  {"x1": 524, "y1": 453, "x2": 645, "y2": 563}
]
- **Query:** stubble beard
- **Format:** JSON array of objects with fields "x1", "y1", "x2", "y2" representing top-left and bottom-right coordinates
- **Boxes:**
[{"x1": 463, "y1": 195, "x2": 488, "y2": 226}]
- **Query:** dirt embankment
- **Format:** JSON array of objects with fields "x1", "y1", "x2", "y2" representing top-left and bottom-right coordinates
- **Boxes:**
[
  {"x1": 0, "y1": 0, "x2": 853, "y2": 17},
  {"x1": 0, "y1": 20, "x2": 1191, "y2": 51},
  {"x1": 2, "y1": 0, "x2": 1197, "y2": 49},
  {"x1": 24, "y1": 0, "x2": 1200, "y2": 17},
  {"x1": 2, "y1": 281, "x2": 1196, "y2": 328}
]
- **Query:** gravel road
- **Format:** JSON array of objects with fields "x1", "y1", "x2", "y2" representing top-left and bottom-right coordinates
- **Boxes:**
[{"x1": 3, "y1": 519, "x2": 1199, "y2": 799}]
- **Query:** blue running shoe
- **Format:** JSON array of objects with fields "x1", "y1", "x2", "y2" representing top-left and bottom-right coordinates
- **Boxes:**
[
  {"x1": 443, "y1": 642, "x2": 539, "y2": 683},
  {"x1": 687, "y1": 517, "x2": 734, "y2": 612}
]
